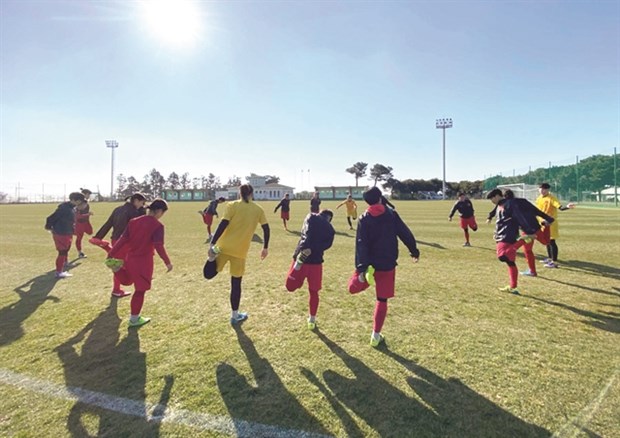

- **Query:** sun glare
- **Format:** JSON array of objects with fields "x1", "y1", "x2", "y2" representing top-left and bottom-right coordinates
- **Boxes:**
[{"x1": 138, "y1": 0, "x2": 203, "y2": 49}]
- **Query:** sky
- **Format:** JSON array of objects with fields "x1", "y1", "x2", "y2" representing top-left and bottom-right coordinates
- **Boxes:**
[{"x1": 1, "y1": 0, "x2": 618, "y2": 198}]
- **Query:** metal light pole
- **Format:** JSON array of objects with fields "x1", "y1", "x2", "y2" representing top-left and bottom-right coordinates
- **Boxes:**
[
  {"x1": 435, "y1": 118, "x2": 453, "y2": 200},
  {"x1": 105, "y1": 140, "x2": 119, "y2": 199}
]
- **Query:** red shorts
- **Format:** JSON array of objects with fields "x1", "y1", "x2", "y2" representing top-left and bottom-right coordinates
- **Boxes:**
[
  {"x1": 53, "y1": 234, "x2": 72, "y2": 252},
  {"x1": 281, "y1": 211, "x2": 290, "y2": 220},
  {"x1": 460, "y1": 216, "x2": 478, "y2": 230},
  {"x1": 202, "y1": 213, "x2": 214, "y2": 225},
  {"x1": 111, "y1": 238, "x2": 129, "y2": 260},
  {"x1": 536, "y1": 227, "x2": 550, "y2": 246},
  {"x1": 124, "y1": 255, "x2": 154, "y2": 291},
  {"x1": 285, "y1": 261, "x2": 322, "y2": 293},
  {"x1": 75, "y1": 221, "x2": 93, "y2": 236},
  {"x1": 496, "y1": 242, "x2": 517, "y2": 261},
  {"x1": 347, "y1": 268, "x2": 396, "y2": 299}
]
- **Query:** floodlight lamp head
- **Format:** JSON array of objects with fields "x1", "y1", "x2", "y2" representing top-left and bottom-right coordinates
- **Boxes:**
[{"x1": 105, "y1": 140, "x2": 119, "y2": 148}]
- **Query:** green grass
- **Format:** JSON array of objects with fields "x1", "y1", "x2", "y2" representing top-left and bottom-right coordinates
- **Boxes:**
[{"x1": 1, "y1": 200, "x2": 619, "y2": 437}]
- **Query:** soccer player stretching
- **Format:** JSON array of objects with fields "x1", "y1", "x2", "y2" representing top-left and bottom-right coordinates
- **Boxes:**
[
  {"x1": 535, "y1": 183, "x2": 575, "y2": 268},
  {"x1": 203, "y1": 184, "x2": 270, "y2": 325},
  {"x1": 336, "y1": 194, "x2": 358, "y2": 230},
  {"x1": 199, "y1": 197, "x2": 225, "y2": 242},
  {"x1": 448, "y1": 192, "x2": 478, "y2": 246},
  {"x1": 274, "y1": 193, "x2": 291, "y2": 231},
  {"x1": 90, "y1": 193, "x2": 146, "y2": 298},
  {"x1": 486, "y1": 189, "x2": 542, "y2": 295},
  {"x1": 45, "y1": 192, "x2": 86, "y2": 278},
  {"x1": 107, "y1": 199, "x2": 173, "y2": 328},
  {"x1": 74, "y1": 188, "x2": 94, "y2": 258},
  {"x1": 310, "y1": 192, "x2": 321, "y2": 213},
  {"x1": 285, "y1": 209, "x2": 335, "y2": 330},
  {"x1": 347, "y1": 187, "x2": 419, "y2": 347}
]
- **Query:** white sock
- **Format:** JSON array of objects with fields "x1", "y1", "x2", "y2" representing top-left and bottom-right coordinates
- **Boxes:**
[
  {"x1": 308, "y1": 315, "x2": 316, "y2": 322},
  {"x1": 130, "y1": 315, "x2": 139, "y2": 323},
  {"x1": 232, "y1": 310, "x2": 239, "y2": 319},
  {"x1": 371, "y1": 331, "x2": 381, "y2": 340}
]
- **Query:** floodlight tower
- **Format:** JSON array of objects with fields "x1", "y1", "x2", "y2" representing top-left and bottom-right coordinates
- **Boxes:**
[
  {"x1": 435, "y1": 118, "x2": 453, "y2": 200},
  {"x1": 105, "y1": 140, "x2": 119, "y2": 199}
]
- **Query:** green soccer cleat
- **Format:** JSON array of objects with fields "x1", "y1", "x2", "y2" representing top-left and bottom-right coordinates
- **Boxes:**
[
  {"x1": 104, "y1": 258, "x2": 124, "y2": 272},
  {"x1": 498, "y1": 285, "x2": 520, "y2": 295},
  {"x1": 207, "y1": 245, "x2": 221, "y2": 262},
  {"x1": 370, "y1": 333, "x2": 385, "y2": 348},
  {"x1": 307, "y1": 319, "x2": 317, "y2": 331},
  {"x1": 128, "y1": 316, "x2": 151, "y2": 328},
  {"x1": 365, "y1": 265, "x2": 376, "y2": 286}
]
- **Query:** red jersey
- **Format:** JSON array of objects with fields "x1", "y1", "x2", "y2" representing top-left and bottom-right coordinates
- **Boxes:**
[{"x1": 109, "y1": 215, "x2": 170, "y2": 264}]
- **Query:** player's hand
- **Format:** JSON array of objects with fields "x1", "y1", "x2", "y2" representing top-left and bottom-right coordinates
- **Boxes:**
[
  {"x1": 486, "y1": 218, "x2": 491, "y2": 224},
  {"x1": 260, "y1": 248, "x2": 269, "y2": 260},
  {"x1": 412, "y1": 257, "x2": 419, "y2": 263},
  {"x1": 566, "y1": 202, "x2": 576, "y2": 209},
  {"x1": 166, "y1": 263, "x2": 173, "y2": 272},
  {"x1": 448, "y1": 217, "x2": 452, "y2": 222}
]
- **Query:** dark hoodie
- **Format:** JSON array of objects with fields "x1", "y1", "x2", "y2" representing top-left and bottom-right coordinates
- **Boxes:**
[
  {"x1": 355, "y1": 204, "x2": 419, "y2": 273},
  {"x1": 292, "y1": 213, "x2": 335, "y2": 264},
  {"x1": 45, "y1": 202, "x2": 75, "y2": 235},
  {"x1": 94, "y1": 202, "x2": 146, "y2": 241}
]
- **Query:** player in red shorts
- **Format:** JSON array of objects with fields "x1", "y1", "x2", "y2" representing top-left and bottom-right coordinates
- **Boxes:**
[
  {"x1": 285, "y1": 209, "x2": 335, "y2": 330},
  {"x1": 347, "y1": 187, "x2": 419, "y2": 347},
  {"x1": 448, "y1": 192, "x2": 478, "y2": 247},
  {"x1": 106, "y1": 199, "x2": 173, "y2": 328},
  {"x1": 274, "y1": 193, "x2": 291, "y2": 231},
  {"x1": 45, "y1": 192, "x2": 86, "y2": 278},
  {"x1": 74, "y1": 188, "x2": 94, "y2": 258},
  {"x1": 198, "y1": 197, "x2": 225, "y2": 242},
  {"x1": 486, "y1": 189, "x2": 549, "y2": 295},
  {"x1": 90, "y1": 193, "x2": 147, "y2": 297}
]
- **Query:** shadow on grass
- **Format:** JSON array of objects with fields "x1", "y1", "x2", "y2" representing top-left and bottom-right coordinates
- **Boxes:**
[
  {"x1": 317, "y1": 331, "x2": 550, "y2": 437},
  {"x1": 289, "y1": 229, "x2": 354, "y2": 238},
  {"x1": 0, "y1": 264, "x2": 80, "y2": 346},
  {"x1": 537, "y1": 276, "x2": 620, "y2": 298},
  {"x1": 559, "y1": 260, "x2": 620, "y2": 281},
  {"x1": 417, "y1": 240, "x2": 447, "y2": 250},
  {"x1": 526, "y1": 296, "x2": 620, "y2": 334},
  {"x1": 55, "y1": 298, "x2": 173, "y2": 437},
  {"x1": 251, "y1": 233, "x2": 263, "y2": 244},
  {"x1": 216, "y1": 326, "x2": 328, "y2": 436}
]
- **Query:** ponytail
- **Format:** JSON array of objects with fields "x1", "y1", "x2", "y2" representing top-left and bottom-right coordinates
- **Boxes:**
[{"x1": 240, "y1": 184, "x2": 253, "y2": 203}]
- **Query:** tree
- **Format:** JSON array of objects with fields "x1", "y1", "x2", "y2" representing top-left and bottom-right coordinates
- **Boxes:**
[
  {"x1": 227, "y1": 176, "x2": 242, "y2": 187},
  {"x1": 191, "y1": 177, "x2": 200, "y2": 190},
  {"x1": 346, "y1": 162, "x2": 368, "y2": 187},
  {"x1": 143, "y1": 168, "x2": 165, "y2": 198},
  {"x1": 167, "y1": 172, "x2": 180, "y2": 189},
  {"x1": 180, "y1": 172, "x2": 191, "y2": 189},
  {"x1": 369, "y1": 163, "x2": 393, "y2": 186},
  {"x1": 115, "y1": 174, "x2": 127, "y2": 198},
  {"x1": 265, "y1": 175, "x2": 280, "y2": 184}
]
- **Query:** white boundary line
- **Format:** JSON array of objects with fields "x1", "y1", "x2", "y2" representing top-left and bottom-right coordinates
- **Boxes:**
[
  {"x1": 0, "y1": 368, "x2": 330, "y2": 438},
  {"x1": 551, "y1": 367, "x2": 619, "y2": 438}
]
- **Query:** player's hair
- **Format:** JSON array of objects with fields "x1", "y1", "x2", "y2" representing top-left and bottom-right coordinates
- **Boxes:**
[
  {"x1": 503, "y1": 189, "x2": 515, "y2": 199},
  {"x1": 148, "y1": 199, "x2": 168, "y2": 212},
  {"x1": 217, "y1": 197, "x2": 226, "y2": 202},
  {"x1": 539, "y1": 182, "x2": 551, "y2": 189},
  {"x1": 240, "y1": 184, "x2": 253, "y2": 202},
  {"x1": 130, "y1": 193, "x2": 147, "y2": 202},
  {"x1": 319, "y1": 209, "x2": 334, "y2": 222},
  {"x1": 458, "y1": 192, "x2": 465, "y2": 197},
  {"x1": 69, "y1": 192, "x2": 85, "y2": 202},
  {"x1": 80, "y1": 188, "x2": 92, "y2": 196},
  {"x1": 486, "y1": 188, "x2": 503, "y2": 199}
]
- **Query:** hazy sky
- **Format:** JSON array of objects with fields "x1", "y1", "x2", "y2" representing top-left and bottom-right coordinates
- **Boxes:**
[{"x1": 1, "y1": 0, "x2": 618, "y2": 197}]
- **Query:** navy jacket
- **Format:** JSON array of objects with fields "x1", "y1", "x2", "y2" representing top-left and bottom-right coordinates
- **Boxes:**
[
  {"x1": 489, "y1": 198, "x2": 554, "y2": 240},
  {"x1": 449, "y1": 199, "x2": 475, "y2": 219},
  {"x1": 94, "y1": 202, "x2": 145, "y2": 241},
  {"x1": 292, "y1": 213, "x2": 335, "y2": 264},
  {"x1": 45, "y1": 202, "x2": 75, "y2": 235},
  {"x1": 204, "y1": 200, "x2": 220, "y2": 216},
  {"x1": 355, "y1": 205, "x2": 419, "y2": 273}
]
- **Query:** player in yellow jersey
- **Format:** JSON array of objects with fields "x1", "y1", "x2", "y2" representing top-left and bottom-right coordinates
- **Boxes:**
[
  {"x1": 203, "y1": 184, "x2": 270, "y2": 325},
  {"x1": 535, "y1": 183, "x2": 575, "y2": 268},
  {"x1": 336, "y1": 194, "x2": 358, "y2": 230}
]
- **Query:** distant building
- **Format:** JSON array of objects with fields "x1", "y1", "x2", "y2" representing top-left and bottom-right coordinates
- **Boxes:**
[
  {"x1": 222, "y1": 175, "x2": 294, "y2": 201},
  {"x1": 314, "y1": 186, "x2": 365, "y2": 200},
  {"x1": 162, "y1": 189, "x2": 207, "y2": 202}
]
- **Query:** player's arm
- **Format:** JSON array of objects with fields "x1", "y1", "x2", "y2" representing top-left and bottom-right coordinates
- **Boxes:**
[
  {"x1": 336, "y1": 201, "x2": 345, "y2": 209},
  {"x1": 394, "y1": 211, "x2": 420, "y2": 260},
  {"x1": 448, "y1": 202, "x2": 458, "y2": 220},
  {"x1": 354, "y1": 219, "x2": 371, "y2": 273},
  {"x1": 152, "y1": 226, "x2": 172, "y2": 271},
  {"x1": 531, "y1": 205, "x2": 554, "y2": 225},
  {"x1": 108, "y1": 226, "x2": 130, "y2": 258},
  {"x1": 486, "y1": 206, "x2": 497, "y2": 223},
  {"x1": 274, "y1": 201, "x2": 282, "y2": 213},
  {"x1": 260, "y1": 223, "x2": 270, "y2": 259},
  {"x1": 45, "y1": 209, "x2": 59, "y2": 230},
  {"x1": 210, "y1": 220, "x2": 229, "y2": 246}
]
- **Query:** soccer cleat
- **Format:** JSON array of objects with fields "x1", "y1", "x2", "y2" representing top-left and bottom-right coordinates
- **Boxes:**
[
  {"x1": 520, "y1": 270, "x2": 537, "y2": 277},
  {"x1": 498, "y1": 285, "x2": 520, "y2": 295},
  {"x1": 111, "y1": 290, "x2": 131, "y2": 298},
  {"x1": 104, "y1": 258, "x2": 124, "y2": 272},
  {"x1": 207, "y1": 245, "x2": 221, "y2": 262},
  {"x1": 294, "y1": 248, "x2": 312, "y2": 271},
  {"x1": 89, "y1": 237, "x2": 112, "y2": 252},
  {"x1": 55, "y1": 271, "x2": 73, "y2": 279},
  {"x1": 128, "y1": 316, "x2": 151, "y2": 328},
  {"x1": 370, "y1": 333, "x2": 385, "y2": 348},
  {"x1": 78, "y1": 252, "x2": 86, "y2": 258},
  {"x1": 463, "y1": 242, "x2": 471, "y2": 247},
  {"x1": 544, "y1": 262, "x2": 558, "y2": 268},
  {"x1": 540, "y1": 258, "x2": 551, "y2": 264},
  {"x1": 307, "y1": 320, "x2": 317, "y2": 330},
  {"x1": 230, "y1": 312, "x2": 248, "y2": 325},
  {"x1": 365, "y1": 265, "x2": 375, "y2": 286}
]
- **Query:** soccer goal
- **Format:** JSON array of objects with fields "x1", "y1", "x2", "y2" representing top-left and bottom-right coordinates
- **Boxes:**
[{"x1": 496, "y1": 183, "x2": 539, "y2": 202}]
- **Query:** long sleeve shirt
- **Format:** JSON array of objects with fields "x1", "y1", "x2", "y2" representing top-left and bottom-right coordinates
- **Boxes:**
[
  {"x1": 45, "y1": 202, "x2": 76, "y2": 235},
  {"x1": 94, "y1": 203, "x2": 145, "y2": 241},
  {"x1": 109, "y1": 215, "x2": 170, "y2": 265},
  {"x1": 449, "y1": 199, "x2": 475, "y2": 219},
  {"x1": 292, "y1": 213, "x2": 335, "y2": 264}
]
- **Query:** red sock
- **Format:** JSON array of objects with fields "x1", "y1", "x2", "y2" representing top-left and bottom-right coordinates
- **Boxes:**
[
  {"x1": 76, "y1": 236, "x2": 82, "y2": 252},
  {"x1": 464, "y1": 229, "x2": 470, "y2": 243},
  {"x1": 113, "y1": 273, "x2": 122, "y2": 291},
  {"x1": 373, "y1": 300, "x2": 388, "y2": 333},
  {"x1": 508, "y1": 265, "x2": 518, "y2": 288},
  {"x1": 309, "y1": 290, "x2": 319, "y2": 317},
  {"x1": 55, "y1": 255, "x2": 65, "y2": 272},
  {"x1": 524, "y1": 245, "x2": 536, "y2": 274},
  {"x1": 130, "y1": 290, "x2": 146, "y2": 315}
]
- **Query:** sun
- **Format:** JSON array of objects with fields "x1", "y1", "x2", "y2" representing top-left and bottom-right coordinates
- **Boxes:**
[{"x1": 138, "y1": 0, "x2": 204, "y2": 49}]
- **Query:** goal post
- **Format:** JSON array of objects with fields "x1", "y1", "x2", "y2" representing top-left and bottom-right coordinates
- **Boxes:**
[{"x1": 496, "y1": 183, "x2": 539, "y2": 203}]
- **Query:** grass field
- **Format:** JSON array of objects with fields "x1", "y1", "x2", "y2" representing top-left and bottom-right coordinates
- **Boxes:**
[{"x1": 1, "y1": 200, "x2": 618, "y2": 437}]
